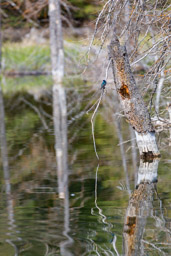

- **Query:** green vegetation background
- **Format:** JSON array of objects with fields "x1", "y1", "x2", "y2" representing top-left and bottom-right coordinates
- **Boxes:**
[{"x1": 2, "y1": 0, "x2": 101, "y2": 28}]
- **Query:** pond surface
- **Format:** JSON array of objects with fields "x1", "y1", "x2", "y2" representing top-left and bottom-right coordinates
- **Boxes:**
[{"x1": 0, "y1": 77, "x2": 170, "y2": 256}]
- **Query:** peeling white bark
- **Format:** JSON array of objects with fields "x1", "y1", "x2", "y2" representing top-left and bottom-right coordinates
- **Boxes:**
[
  {"x1": 49, "y1": 2, "x2": 56, "y2": 12},
  {"x1": 137, "y1": 159, "x2": 159, "y2": 185},
  {"x1": 59, "y1": 192, "x2": 65, "y2": 199},
  {"x1": 135, "y1": 131, "x2": 160, "y2": 156}
]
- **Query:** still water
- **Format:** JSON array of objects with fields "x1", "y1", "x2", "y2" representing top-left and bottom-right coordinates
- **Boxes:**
[{"x1": 0, "y1": 78, "x2": 170, "y2": 256}]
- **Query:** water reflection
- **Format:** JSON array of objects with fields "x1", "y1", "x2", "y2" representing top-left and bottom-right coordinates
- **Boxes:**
[
  {"x1": 0, "y1": 83, "x2": 170, "y2": 255},
  {"x1": 91, "y1": 157, "x2": 171, "y2": 255},
  {"x1": 93, "y1": 164, "x2": 120, "y2": 256},
  {"x1": 0, "y1": 85, "x2": 20, "y2": 255},
  {"x1": 5, "y1": 179, "x2": 20, "y2": 256},
  {"x1": 58, "y1": 155, "x2": 73, "y2": 256},
  {"x1": 115, "y1": 119, "x2": 131, "y2": 196},
  {"x1": 123, "y1": 159, "x2": 159, "y2": 256},
  {"x1": 53, "y1": 85, "x2": 68, "y2": 199}
]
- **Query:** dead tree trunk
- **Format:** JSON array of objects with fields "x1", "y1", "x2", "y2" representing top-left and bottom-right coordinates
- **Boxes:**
[
  {"x1": 49, "y1": 0, "x2": 64, "y2": 82},
  {"x1": 108, "y1": 35, "x2": 160, "y2": 157},
  {"x1": 49, "y1": 0, "x2": 68, "y2": 199}
]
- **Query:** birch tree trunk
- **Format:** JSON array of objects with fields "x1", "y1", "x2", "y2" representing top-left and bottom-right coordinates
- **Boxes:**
[
  {"x1": 108, "y1": 35, "x2": 160, "y2": 157},
  {"x1": 49, "y1": 0, "x2": 68, "y2": 199}
]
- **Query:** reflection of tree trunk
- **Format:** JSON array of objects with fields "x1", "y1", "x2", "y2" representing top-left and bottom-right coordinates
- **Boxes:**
[
  {"x1": 0, "y1": 8, "x2": 8, "y2": 174},
  {"x1": 115, "y1": 119, "x2": 131, "y2": 195},
  {"x1": 5, "y1": 182, "x2": 19, "y2": 256},
  {"x1": 0, "y1": 7, "x2": 18, "y2": 253},
  {"x1": 123, "y1": 159, "x2": 159, "y2": 256},
  {"x1": 129, "y1": 126, "x2": 138, "y2": 186},
  {"x1": 0, "y1": 77, "x2": 19, "y2": 256},
  {"x1": 60, "y1": 177, "x2": 73, "y2": 256},
  {"x1": 53, "y1": 85, "x2": 68, "y2": 198},
  {"x1": 110, "y1": 91, "x2": 131, "y2": 195},
  {"x1": 49, "y1": 0, "x2": 68, "y2": 198},
  {"x1": 123, "y1": 183, "x2": 154, "y2": 256},
  {"x1": 0, "y1": 86, "x2": 9, "y2": 175},
  {"x1": 108, "y1": 35, "x2": 160, "y2": 157}
]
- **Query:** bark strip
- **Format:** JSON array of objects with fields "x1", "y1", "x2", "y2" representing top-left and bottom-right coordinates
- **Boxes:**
[{"x1": 108, "y1": 35, "x2": 160, "y2": 156}]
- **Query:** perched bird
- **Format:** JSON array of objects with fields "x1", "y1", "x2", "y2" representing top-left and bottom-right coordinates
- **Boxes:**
[{"x1": 101, "y1": 80, "x2": 107, "y2": 90}]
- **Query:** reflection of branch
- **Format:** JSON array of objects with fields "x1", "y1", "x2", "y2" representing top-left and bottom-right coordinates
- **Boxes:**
[
  {"x1": 91, "y1": 92, "x2": 103, "y2": 160},
  {"x1": 104, "y1": 93, "x2": 131, "y2": 195},
  {"x1": 21, "y1": 97, "x2": 49, "y2": 130},
  {"x1": 91, "y1": 164, "x2": 120, "y2": 255},
  {"x1": 6, "y1": 239, "x2": 19, "y2": 256},
  {"x1": 142, "y1": 240, "x2": 166, "y2": 256},
  {"x1": 94, "y1": 164, "x2": 108, "y2": 226},
  {"x1": 112, "y1": 234, "x2": 120, "y2": 256}
]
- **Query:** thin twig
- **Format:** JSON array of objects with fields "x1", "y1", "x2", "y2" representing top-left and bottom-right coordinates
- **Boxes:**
[
  {"x1": 91, "y1": 91, "x2": 103, "y2": 160},
  {"x1": 105, "y1": 58, "x2": 112, "y2": 81},
  {"x1": 86, "y1": 96, "x2": 101, "y2": 114}
]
